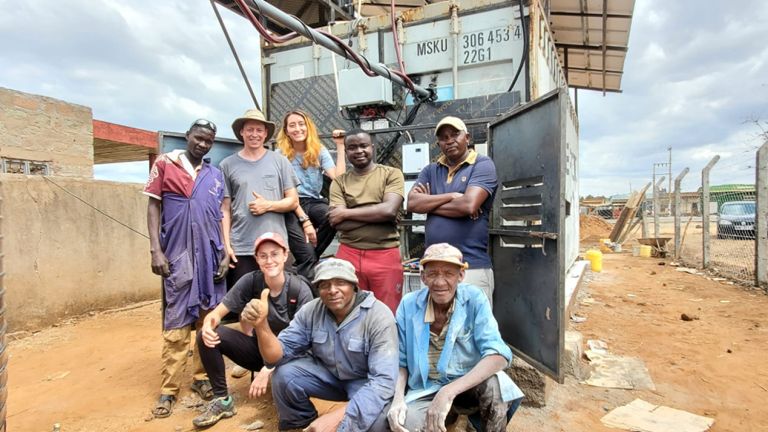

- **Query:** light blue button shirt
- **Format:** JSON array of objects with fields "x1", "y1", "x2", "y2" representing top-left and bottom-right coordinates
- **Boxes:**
[
  {"x1": 276, "y1": 147, "x2": 335, "y2": 199},
  {"x1": 397, "y1": 284, "x2": 524, "y2": 404}
]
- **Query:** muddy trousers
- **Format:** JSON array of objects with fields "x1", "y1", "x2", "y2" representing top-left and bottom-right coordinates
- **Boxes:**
[
  {"x1": 371, "y1": 375, "x2": 522, "y2": 432},
  {"x1": 271, "y1": 356, "x2": 369, "y2": 431},
  {"x1": 196, "y1": 325, "x2": 266, "y2": 399},
  {"x1": 160, "y1": 308, "x2": 211, "y2": 396}
]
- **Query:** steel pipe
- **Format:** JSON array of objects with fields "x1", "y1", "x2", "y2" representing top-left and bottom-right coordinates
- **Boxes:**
[
  {"x1": 701, "y1": 155, "x2": 719, "y2": 269},
  {"x1": 243, "y1": 0, "x2": 432, "y2": 99},
  {"x1": 674, "y1": 167, "x2": 690, "y2": 255}
]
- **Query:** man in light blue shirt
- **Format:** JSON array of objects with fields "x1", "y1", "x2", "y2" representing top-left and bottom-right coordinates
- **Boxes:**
[
  {"x1": 244, "y1": 258, "x2": 399, "y2": 432},
  {"x1": 377, "y1": 243, "x2": 523, "y2": 432}
]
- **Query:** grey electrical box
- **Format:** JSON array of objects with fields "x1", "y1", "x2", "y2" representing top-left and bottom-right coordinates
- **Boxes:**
[
  {"x1": 338, "y1": 68, "x2": 394, "y2": 108},
  {"x1": 402, "y1": 142, "x2": 430, "y2": 175}
]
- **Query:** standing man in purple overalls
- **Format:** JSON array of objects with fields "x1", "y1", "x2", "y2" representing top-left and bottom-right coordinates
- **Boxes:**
[{"x1": 144, "y1": 119, "x2": 230, "y2": 419}]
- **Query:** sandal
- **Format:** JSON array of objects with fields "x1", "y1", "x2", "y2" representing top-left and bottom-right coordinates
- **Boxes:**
[
  {"x1": 191, "y1": 379, "x2": 214, "y2": 401},
  {"x1": 152, "y1": 394, "x2": 176, "y2": 419}
]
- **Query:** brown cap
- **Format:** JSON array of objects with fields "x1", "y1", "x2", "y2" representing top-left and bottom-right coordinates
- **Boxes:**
[
  {"x1": 232, "y1": 109, "x2": 277, "y2": 143},
  {"x1": 420, "y1": 243, "x2": 469, "y2": 269},
  {"x1": 253, "y1": 231, "x2": 288, "y2": 253}
]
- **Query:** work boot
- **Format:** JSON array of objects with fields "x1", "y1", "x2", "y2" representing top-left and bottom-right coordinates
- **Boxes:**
[{"x1": 192, "y1": 396, "x2": 237, "y2": 428}]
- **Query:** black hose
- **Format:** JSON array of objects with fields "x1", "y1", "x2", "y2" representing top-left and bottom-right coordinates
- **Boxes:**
[
  {"x1": 377, "y1": 94, "x2": 429, "y2": 164},
  {"x1": 507, "y1": 0, "x2": 529, "y2": 93}
]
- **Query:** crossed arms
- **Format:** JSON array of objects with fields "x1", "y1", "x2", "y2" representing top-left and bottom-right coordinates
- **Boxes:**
[{"x1": 406, "y1": 182, "x2": 489, "y2": 219}]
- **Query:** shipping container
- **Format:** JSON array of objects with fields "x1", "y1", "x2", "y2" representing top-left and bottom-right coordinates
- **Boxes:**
[{"x1": 208, "y1": 0, "x2": 590, "y2": 381}]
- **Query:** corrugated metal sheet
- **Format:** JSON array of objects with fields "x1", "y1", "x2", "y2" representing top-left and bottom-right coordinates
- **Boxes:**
[
  {"x1": 549, "y1": 0, "x2": 635, "y2": 93},
  {"x1": 215, "y1": 0, "x2": 355, "y2": 33}
]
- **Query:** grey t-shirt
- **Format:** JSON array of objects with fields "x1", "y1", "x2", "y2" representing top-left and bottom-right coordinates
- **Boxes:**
[
  {"x1": 220, "y1": 151, "x2": 299, "y2": 255},
  {"x1": 221, "y1": 271, "x2": 314, "y2": 335}
]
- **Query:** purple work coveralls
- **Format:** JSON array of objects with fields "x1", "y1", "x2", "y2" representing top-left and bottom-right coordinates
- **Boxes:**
[{"x1": 160, "y1": 161, "x2": 226, "y2": 330}]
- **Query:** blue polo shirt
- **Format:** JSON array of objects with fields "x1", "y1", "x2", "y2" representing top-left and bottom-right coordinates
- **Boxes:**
[{"x1": 415, "y1": 150, "x2": 498, "y2": 268}]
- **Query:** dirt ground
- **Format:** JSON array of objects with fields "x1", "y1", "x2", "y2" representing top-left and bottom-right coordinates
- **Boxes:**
[{"x1": 8, "y1": 245, "x2": 768, "y2": 432}]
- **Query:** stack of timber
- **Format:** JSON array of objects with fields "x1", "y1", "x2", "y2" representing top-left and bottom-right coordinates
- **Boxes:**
[{"x1": 609, "y1": 182, "x2": 652, "y2": 244}]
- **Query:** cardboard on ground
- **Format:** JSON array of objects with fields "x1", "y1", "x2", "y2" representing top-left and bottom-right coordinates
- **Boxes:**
[{"x1": 601, "y1": 399, "x2": 714, "y2": 432}]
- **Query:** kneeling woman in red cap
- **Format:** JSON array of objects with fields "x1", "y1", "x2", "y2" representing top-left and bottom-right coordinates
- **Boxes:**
[{"x1": 192, "y1": 232, "x2": 315, "y2": 428}]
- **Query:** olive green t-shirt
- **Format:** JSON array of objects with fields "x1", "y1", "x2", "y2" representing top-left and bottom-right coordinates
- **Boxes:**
[{"x1": 330, "y1": 164, "x2": 405, "y2": 250}]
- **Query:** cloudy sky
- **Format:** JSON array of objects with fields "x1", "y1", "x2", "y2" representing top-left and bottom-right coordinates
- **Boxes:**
[{"x1": 1, "y1": 0, "x2": 766, "y2": 196}]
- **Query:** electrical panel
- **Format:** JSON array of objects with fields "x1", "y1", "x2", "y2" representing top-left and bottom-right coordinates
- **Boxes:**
[
  {"x1": 337, "y1": 68, "x2": 394, "y2": 108},
  {"x1": 402, "y1": 142, "x2": 430, "y2": 175},
  {"x1": 404, "y1": 180, "x2": 426, "y2": 234}
]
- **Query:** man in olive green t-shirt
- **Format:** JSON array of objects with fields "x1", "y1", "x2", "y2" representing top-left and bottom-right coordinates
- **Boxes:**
[{"x1": 328, "y1": 128, "x2": 404, "y2": 313}]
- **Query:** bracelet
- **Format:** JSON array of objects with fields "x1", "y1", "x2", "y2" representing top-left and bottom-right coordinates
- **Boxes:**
[{"x1": 302, "y1": 221, "x2": 313, "y2": 228}]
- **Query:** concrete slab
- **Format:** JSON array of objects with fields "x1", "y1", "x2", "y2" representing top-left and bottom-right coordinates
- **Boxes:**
[
  {"x1": 506, "y1": 330, "x2": 588, "y2": 407},
  {"x1": 566, "y1": 260, "x2": 590, "y2": 315}
]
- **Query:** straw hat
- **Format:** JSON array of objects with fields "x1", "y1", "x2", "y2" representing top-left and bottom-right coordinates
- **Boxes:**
[{"x1": 231, "y1": 109, "x2": 277, "y2": 143}]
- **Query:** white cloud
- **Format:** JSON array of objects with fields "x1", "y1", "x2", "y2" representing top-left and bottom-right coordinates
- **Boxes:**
[{"x1": 0, "y1": 0, "x2": 765, "y2": 194}]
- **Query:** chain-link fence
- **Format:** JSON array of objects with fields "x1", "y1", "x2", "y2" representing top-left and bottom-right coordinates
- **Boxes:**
[{"x1": 674, "y1": 145, "x2": 764, "y2": 285}]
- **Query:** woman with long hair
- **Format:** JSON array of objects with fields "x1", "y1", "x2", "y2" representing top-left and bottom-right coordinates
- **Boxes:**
[{"x1": 276, "y1": 110, "x2": 346, "y2": 275}]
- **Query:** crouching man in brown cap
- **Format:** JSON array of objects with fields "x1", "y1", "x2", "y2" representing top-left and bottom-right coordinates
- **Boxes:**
[{"x1": 377, "y1": 243, "x2": 524, "y2": 432}]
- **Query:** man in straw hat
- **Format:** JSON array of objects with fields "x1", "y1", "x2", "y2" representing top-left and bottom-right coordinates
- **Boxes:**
[
  {"x1": 144, "y1": 119, "x2": 229, "y2": 418},
  {"x1": 244, "y1": 258, "x2": 399, "y2": 431},
  {"x1": 220, "y1": 109, "x2": 307, "y2": 340},
  {"x1": 379, "y1": 243, "x2": 523, "y2": 432},
  {"x1": 407, "y1": 116, "x2": 499, "y2": 308}
]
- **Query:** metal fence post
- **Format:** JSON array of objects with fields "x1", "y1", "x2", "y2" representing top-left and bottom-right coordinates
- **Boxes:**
[
  {"x1": 654, "y1": 176, "x2": 665, "y2": 237},
  {"x1": 674, "y1": 168, "x2": 690, "y2": 255},
  {"x1": 702, "y1": 156, "x2": 720, "y2": 269},
  {"x1": 756, "y1": 141, "x2": 768, "y2": 288}
]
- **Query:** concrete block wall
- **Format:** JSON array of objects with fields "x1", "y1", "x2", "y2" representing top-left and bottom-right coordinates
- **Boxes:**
[
  {"x1": 0, "y1": 87, "x2": 94, "y2": 178},
  {"x1": 2, "y1": 175, "x2": 158, "y2": 331}
]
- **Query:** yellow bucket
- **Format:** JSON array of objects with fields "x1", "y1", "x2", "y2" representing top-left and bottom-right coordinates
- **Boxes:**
[
  {"x1": 640, "y1": 245, "x2": 652, "y2": 258},
  {"x1": 600, "y1": 238, "x2": 611, "y2": 252},
  {"x1": 586, "y1": 250, "x2": 603, "y2": 272}
]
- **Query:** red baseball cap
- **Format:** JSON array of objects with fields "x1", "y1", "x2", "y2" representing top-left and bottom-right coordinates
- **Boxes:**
[{"x1": 253, "y1": 231, "x2": 288, "y2": 253}]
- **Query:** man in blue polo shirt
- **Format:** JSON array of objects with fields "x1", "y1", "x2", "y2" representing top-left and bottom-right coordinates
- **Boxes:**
[{"x1": 406, "y1": 116, "x2": 498, "y2": 307}]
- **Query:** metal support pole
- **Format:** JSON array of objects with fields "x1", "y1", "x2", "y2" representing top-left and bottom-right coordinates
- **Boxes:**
[
  {"x1": 755, "y1": 140, "x2": 768, "y2": 288},
  {"x1": 674, "y1": 167, "x2": 690, "y2": 256},
  {"x1": 668, "y1": 147, "x2": 673, "y2": 216},
  {"x1": 701, "y1": 155, "x2": 720, "y2": 269},
  {"x1": 242, "y1": 0, "x2": 432, "y2": 99},
  {"x1": 210, "y1": 0, "x2": 261, "y2": 110},
  {"x1": 654, "y1": 176, "x2": 665, "y2": 237}
]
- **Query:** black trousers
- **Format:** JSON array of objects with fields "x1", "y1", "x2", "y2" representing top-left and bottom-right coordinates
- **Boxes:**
[
  {"x1": 300, "y1": 197, "x2": 336, "y2": 258},
  {"x1": 284, "y1": 197, "x2": 336, "y2": 279},
  {"x1": 196, "y1": 325, "x2": 265, "y2": 399}
]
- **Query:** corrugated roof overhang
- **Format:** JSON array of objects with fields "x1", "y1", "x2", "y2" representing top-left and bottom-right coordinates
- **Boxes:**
[{"x1": 549, "y1": 0, "x2": 634, "y2": 94}]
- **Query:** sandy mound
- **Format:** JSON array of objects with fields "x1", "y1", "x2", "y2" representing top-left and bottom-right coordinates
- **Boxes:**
[{"x1": 580, "y1": 215, "x2": 613, "y2": 240}]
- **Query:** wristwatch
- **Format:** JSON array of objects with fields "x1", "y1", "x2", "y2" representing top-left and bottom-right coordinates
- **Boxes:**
[{"x1": 298, "y1": 215, "x2": 310, "y2": 223}]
